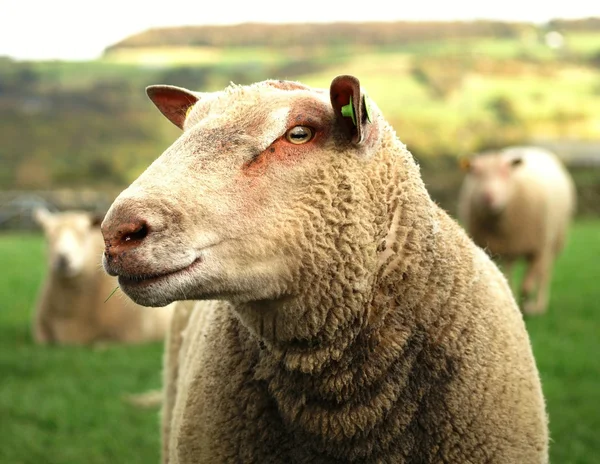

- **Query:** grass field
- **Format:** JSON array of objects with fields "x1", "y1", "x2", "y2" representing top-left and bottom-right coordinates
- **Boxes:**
[
  {"x1": 0, "y1": 234, "x2": 164, "y2": 464},
  {"x1": 1, "y1": 222, "x2": 599, "y2": 463}
]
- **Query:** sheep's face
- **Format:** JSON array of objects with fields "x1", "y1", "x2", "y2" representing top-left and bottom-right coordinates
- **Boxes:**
[
  {"x1": 102, "y1": 76, "x2": 383, "y2": 307},
  {"x1": 35, "y1": 210, "x2": 100, "y2": 278},
  {"x1": 462, "y1": 153, "x2": 523, "y2": 215}
]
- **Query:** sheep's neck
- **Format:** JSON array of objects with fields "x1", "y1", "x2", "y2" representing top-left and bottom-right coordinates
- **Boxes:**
[
  {"x1": 235, "y1": 142, "x2": 451, "y2": 452},
  {"x1": 238, "y1": 216, "x2": 456, "y2": 458},
  {"x1": 46, "y1": 270, "x2": 100, "y2": 317},
  {"x1": 244, "y1": 307, "x2": 456, "y2": 454},
  {"x1": 49, "y1": 268, "x2": 97, "y2": 292}
]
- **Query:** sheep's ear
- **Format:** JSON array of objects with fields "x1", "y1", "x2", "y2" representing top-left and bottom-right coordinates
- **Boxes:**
[
  {"x1": 511, "y1": 157, "x2": 523, "y2": 168},
  {"x1": 90, "y1": 212, "x2": 105, "y2": 228},
  {"x1": 33, "y1": 207, "x2": 53, "y2": 227},
  {"x1": 459, "y1": 157, "x2": 472, "y2": 172},
  {"x1": 330, "y1": 75, "x2": 373, "y2": 145},
  {"x1": 146, "y1": 85, "x2": 199, "y2": 130}
]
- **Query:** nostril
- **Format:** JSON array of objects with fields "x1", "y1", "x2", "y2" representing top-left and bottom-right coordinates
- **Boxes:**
[
  {"x1": 123, "y1": 222, "x2": 148, "y2": 243},
  {"x1": 103, "y1": 218, "x2": 150, "y2": 254},
  {"x1": 56, "y1": 254, "x2": 69, "y2": 270}
]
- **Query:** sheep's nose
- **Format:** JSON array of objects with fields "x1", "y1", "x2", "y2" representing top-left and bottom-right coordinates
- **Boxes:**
[
  {"x1": 102, "y1": 218, "x2": 149, "y2": 257},
  {"x1": 483, "y1": 191, "x2": 494, "y2": 206},
  {"x1": 55, "y1": 254, "x2": 69, "y2": 271}
]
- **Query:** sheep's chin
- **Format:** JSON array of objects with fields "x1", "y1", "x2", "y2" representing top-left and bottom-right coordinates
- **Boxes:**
[
  {"x1": 53, "y1": 266, "x2": 82, "y2": 279},
  {"x1": 117, "y1": 254, "x2": 290, "y2": 308},
  {"x1": 486, "y1": 205, "x2": 507, "y2": 217},
  {"x1": 116, "y1": 258, "x2": 205, "y2": 307},
  {"x1": 477, "y1": 200, "x2": 506, "y2": 217}
]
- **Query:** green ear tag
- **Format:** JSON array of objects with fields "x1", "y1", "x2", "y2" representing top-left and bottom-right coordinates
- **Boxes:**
[
  {"x1": 364, "y1": 95, "x2": 372, "y2": 123},
  {"x1": 341, "y1": 96, "x2": 357, "y2": 126},
  {"x1": 185, "y1": 104, "x2": 194, "y2": 120}
]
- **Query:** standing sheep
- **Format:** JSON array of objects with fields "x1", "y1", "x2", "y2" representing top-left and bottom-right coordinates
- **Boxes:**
[
  {"x1": 101, "y1": 76, "x2": 548, "y2": 463},
  {"x1": 33, "y1": 209, "x2": 173, "y2": 345},
  {"x1": 458, "y1": 146, "x2": 576, "y2": 315}
]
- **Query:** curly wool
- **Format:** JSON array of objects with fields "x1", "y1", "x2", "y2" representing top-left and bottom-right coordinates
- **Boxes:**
[
  {"x1": 103, "y1": 77, "x2": 548, "y2": 463},
  {"x1": 161, "y1": 130, "x2": 548, "y2": 463},
  {"x1": 34, "y1": 211, "x2": 173, "y2": 345},
  {"x1": 458, "y1": 146, "x2": 576, "y2": 313}
]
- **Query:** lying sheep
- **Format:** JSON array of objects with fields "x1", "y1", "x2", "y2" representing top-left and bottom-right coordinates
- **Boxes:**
[
  {"x1": 101, "y1": 76, "x2": 548, "y2": 463},
  {"x1": 33, "y1": 209, "x2": 173, "y2": 345},
  {"x1": 458, "y1": 146, "x2": 576, "y2": 315}
]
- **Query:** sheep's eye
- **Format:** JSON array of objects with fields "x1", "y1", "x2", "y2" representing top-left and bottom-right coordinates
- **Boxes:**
[{"x1": 285, "y1": 126, "x2": 313, "y2": 144}]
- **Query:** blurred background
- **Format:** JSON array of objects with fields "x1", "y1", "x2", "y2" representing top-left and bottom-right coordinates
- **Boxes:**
[{"x1": 0, "y1": 1, "x2": 598, "y2": 463}]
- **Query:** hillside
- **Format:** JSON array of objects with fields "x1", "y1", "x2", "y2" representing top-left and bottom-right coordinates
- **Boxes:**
[
  {"x1": 1, "y1": 19, "x2": 600, "y2": 214},
  {"x1": 105, "y1": 19, "x2": 600, "y2": 50}
]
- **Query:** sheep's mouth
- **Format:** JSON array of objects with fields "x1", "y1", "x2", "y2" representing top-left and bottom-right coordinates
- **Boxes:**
[{"x1": 117, "y1": 257, "x2": 203, "y2": 288}]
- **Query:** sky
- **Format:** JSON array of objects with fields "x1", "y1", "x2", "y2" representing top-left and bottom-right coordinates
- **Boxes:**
[{"x1": 0, "y1": 0, "x2": 598, "y2": 61}]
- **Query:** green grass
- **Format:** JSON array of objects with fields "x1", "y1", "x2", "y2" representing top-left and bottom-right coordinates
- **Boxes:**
[
  {"x1": 295, "y1": 46, "x2": 600, "y2": 151},
  {"x1": 6, "y1": 35, "x2": 600, "y2": 179},
  {"x1": 0, "y1": 234, "x2": 164, "y2": 464},
  {"x1": 28, "y1": 61, "x2": 157, "y2": 89},
  {"x1": 103, "y1": 45, "x2": 290, "y2": 67},
  {"x1": 1, "y1": 223, "x2": 599, "y2": 463},
  {"x1": 565, "y1": 32, "x2": 600, "y2": 57},
  {"x1": 524, "y1": 220, "x2": 600, "y2": 464}
]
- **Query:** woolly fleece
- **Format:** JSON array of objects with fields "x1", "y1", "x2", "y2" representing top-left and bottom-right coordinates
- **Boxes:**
[
  {"x1": 102, "y1": 76, "x2": 548, "y2": 463},
  {"x1": 34, "y1": 210, "x2": 173, "y2": 344},
  {"x1": 458, "y1": 146, "x2": 576, "y2": 314}
]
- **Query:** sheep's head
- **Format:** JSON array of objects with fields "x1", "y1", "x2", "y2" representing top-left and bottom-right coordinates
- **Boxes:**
[
  {"x1": 460, "y1": 151, "x2": 524, "y2": 215},
  {"x1": 101, "y1": 75, "x2": 386, "y2": 308},
  {"x1": 35, "y1": 209, "x2": 103, "y2": 278}
]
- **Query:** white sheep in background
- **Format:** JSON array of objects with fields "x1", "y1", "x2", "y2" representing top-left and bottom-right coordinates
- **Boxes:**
[
  {"x1": 458, "y1": 146, "x2": 576, "y2": 314},
  {"x1": 101, "y1": 76, "x2": 548, "y2": 463},
  {"x1": 33, "y1": 209, "x2": 173, "y2": 345}
]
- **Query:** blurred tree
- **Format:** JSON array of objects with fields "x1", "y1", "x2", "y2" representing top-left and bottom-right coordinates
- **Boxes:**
[
  {"x1": 158, "y1": 66, "x2": 209, "y2": 89},
  {"x1": 15, "y1": 158, "x2": 51, "y2": 188},
  {"x1": 589, "y1": 50, "x2": 600, "y2": 68},
  {"x1": 411, "y1": 58, "x2": 466, "y2": 99},
  {"x1": 487, "y1": 95, "x2": 520, "y2": 125}
]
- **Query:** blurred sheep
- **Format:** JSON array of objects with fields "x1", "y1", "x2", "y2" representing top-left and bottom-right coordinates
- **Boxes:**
[
  {"x1": 101, "y1": 76, "x2": 548, "y2": 462},
  {"x1": 458, "y1": 146, "x2": 576, "y2": 314},
  {"x1": 33, "y1": 209, "x2": 173, "y2": 345}
]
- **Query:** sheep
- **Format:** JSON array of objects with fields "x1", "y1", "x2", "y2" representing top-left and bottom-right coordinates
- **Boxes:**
[
  {"x1": 458, "y1": 146, "x2": 576, "y2": 315},
  {"x1": 33, "y1": 208, "x2": 173, "y2": 345},
  {"x1": 101, "y1": 75, "x2": 549, "y2": 463}
]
